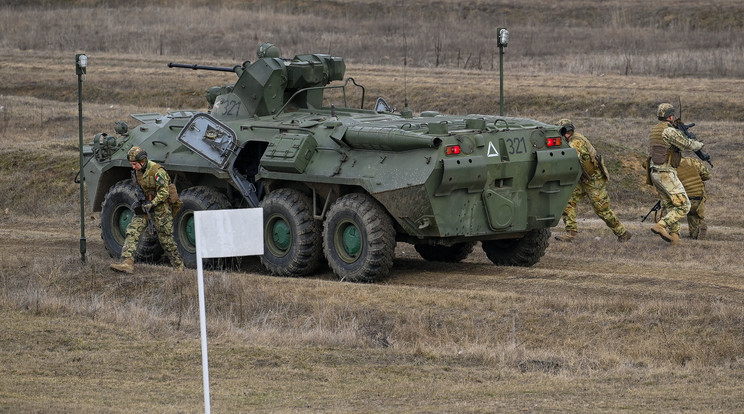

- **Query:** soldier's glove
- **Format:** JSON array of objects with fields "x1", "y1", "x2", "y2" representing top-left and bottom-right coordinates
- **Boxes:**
[
  {"x1": 142, "y1": 201, "x2": 154, "y2": 211},
  {"x1": 130, "y1": 201, "x2": 145, "y2": 215}
]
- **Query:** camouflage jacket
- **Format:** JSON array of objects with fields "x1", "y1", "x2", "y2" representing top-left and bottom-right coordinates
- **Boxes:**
[
  {"x1": 136, "y1": 160, "x2": 171, "y2": 207},
  {"x1": 568, "y1": 132, "x2": 607, "y2": 182}
]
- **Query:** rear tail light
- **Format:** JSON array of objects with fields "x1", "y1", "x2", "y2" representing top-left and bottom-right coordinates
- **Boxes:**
[
  {"x1": 547, "y1": 137, "x2": 562, "y2": 147},
  {"x1": 445, "y1": 145, "x2": 461, "y2": 155}
]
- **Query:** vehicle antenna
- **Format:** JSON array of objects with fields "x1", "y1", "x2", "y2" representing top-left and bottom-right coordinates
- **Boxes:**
[
  {"x1": 403, "y1": 32, "x2": 408, "y2": 104},
  {"x1": 401, "y1": 31, "x2": 412, "y2": 117},
  {"x1": 677, "y1": 96, "x2": 682, "y2": 120}
]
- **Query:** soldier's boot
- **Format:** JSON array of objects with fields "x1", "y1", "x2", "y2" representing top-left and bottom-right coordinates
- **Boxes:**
[
  {"x1": 111, "y1": 257, "x2": 135, "y2": 274},
  {"x1": 697, "y1": 223, "x2": 707, "y2": 240},
  {"x1": 651, "y1": 222, "x2": 672, "y2": 243},
  {"x1": 617, "y1": 230, "x2": 632, "y2": 243},
  {"x1": 669, "y1": 233, "x2": 681, "y2": 245},
  {"x1": 170, "y1": 256, "x2": 185, "y2": 272},
  {"x1": 555, "y1": 231, "x2": 578, "y2": 242}
]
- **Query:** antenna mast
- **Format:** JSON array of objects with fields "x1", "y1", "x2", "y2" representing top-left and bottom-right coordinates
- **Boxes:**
[
  {"x1": 400, "y1": 31, "x2": 412, "y2": 117},
  {"x1": 403, "y1": 33, "x2": 408, "y2": 106}
]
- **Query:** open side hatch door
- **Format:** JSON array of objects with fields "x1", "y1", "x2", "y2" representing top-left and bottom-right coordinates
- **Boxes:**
[{"x1": 177, "y1": 113, "x2": 260, "y2": 207}]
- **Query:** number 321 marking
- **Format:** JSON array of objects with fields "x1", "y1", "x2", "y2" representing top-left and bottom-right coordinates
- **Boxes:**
[
  {"x1": 220, "y1": 100, "x2": 241, "y2": 117},
  {"x1": 505, "y1": 137, "x2": 527, "y2": 154}
]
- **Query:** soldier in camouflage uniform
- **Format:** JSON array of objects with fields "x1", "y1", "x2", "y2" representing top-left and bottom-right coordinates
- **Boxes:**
[
  {"x1": 646, "y1": 103, "x2": 705, "y2": 245},
  {"x1": 554, "y1": 120, "x2": 631, "y2": 242},
  {"x1": 659, "y1": 156, "x2": 711, "y2": 239},
  {"x1": 111, "y1": 146, "x2": 184, "y2": 273}
]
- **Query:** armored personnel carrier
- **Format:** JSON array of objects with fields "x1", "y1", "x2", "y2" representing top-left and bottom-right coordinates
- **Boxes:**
[{"x1": 84, "y1": 43, "x2": 581, "y2": 283}]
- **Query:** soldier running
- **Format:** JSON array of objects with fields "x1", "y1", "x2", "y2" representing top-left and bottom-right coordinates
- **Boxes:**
[
  {"x1": 646, "y1": 103, "x2": 705, "y2": 245},
  {"x1": 554, "y1": 120, "x2": 631, "y2": 243}
]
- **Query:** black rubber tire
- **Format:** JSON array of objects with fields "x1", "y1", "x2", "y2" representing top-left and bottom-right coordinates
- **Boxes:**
[
  {"x1": 414, "y1": 242, "x2": 476, "y2": 263},
  {"x1": 259, "y1": 188, "x2": 323, "y2": 277},
  {"x1": 173, "y1": 186, "x2": 232, "y2": 269},
  {"x1": 100, "y1": 179, "x2": 163, "y2": 263},
  {"x1": 481, "y1": 228, "x2": 550, "y2": 267},
  {"x1": 322, "y1": 193, "x2": 396, "y2": 283}
]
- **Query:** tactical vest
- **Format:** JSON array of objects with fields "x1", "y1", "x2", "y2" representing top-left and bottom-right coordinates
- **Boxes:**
[
  {"x1": 677, "y1": 159, "x2": 705, "y2": 197},
  {"x1": 648, "y1": 122, "x2": 681, "y2": 168},
  {"x1": 136, "y1": 162, "x2": 164, "y2": 200}
]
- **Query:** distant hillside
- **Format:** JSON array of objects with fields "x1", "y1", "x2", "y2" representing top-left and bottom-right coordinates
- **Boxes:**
[{"x1": 2, "y1": 0, "x2": 744, "y2": 77}]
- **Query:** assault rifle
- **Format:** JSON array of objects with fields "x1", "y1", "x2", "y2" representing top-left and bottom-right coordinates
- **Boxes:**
[
  {"x1": 641, "y1": 200, "x2": 662, "y2": 223},
  {"x1": 676, "y1": 99, "x2": 713, "y2": 167},
  {"x1": 131, "y1": 170, "x2": 156, "y2": 235},
  {"x1": 673, "y1": 120, "x2": 713, "y2": 167}
]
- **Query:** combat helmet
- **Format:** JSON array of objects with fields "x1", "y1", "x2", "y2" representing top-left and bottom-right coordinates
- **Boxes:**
[
  {"x1": 558, "y1": 119, "x2": 574, "y2": 136},
  {"x1": 127, "y1": 146, "x2": 147, "y2": 162},
  {"x1": 257, "y1": 43, "x2": 281, "y2": 59},
  {"x1": 657, "y1": 103, "x2": 675, "y2": 120}
]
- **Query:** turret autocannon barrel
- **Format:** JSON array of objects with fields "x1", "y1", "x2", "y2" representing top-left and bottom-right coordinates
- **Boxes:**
[{"x1": 167, "y1": 62, "x2": 241, "y2": 73}]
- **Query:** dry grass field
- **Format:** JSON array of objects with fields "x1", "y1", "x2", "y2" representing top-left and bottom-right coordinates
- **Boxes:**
[{"x1": 2, "y1": 1, "x2": 744, "y2": 413}]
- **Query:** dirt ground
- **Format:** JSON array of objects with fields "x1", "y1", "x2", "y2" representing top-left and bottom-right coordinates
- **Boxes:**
[
  {"x1": 4, "y1": 212, "x2": 743, "y2": 300},
  {"x1": 3, "y1": 212, "x2": 744, "y2": 412}
]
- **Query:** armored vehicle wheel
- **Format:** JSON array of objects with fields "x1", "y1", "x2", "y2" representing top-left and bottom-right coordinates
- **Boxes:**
[
  {"x1": 323, "y1": 193, "x2": 396, "y2": 283},
  {"x1": 174, "y1": 186, "x2": 232, "y2": 268},
  {"x1": 414, "y1": 242, "x2": 476, "y2": 263},
  {"x1": 260, "y1": 188, "x2": 322, "y2": 277},
  {"x1": 481, "y1": 228, "x2": 550, "y2": 267},
  {"x1": 100, "y1": 180, "x2": 163, "y2": 263}
]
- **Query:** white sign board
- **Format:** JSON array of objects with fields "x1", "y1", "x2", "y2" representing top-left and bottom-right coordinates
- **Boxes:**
[
  {"x1": 194, "y1": 208, "x2": 264, "y2": 258},
  {"x1": 193, "y1": 208, "x2": 263, "y2": 414}
]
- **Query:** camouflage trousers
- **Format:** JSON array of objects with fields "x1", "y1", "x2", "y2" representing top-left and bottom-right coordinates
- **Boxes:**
[
  {"x1": 561, "y1": 175, "x2": 626, "y2": 237},
  {"x1": 121, "y1": 203, "x2": 183, "y2": 267},
  {"x1": 650, "y1": 170, "x2": 691, "y2": 236},
  {"x1": 661, "y1": 197, "x2": 706, "y2": 238}
]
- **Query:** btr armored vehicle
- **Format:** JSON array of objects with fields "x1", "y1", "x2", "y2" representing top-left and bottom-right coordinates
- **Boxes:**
[{"x1": 84, "y1": 43, "x2": 581, "y2": 283}]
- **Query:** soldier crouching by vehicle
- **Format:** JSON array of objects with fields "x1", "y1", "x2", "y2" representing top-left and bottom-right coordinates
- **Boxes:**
[{"x1": 110, "y1": 146, "x2": 184, "y2": 273}]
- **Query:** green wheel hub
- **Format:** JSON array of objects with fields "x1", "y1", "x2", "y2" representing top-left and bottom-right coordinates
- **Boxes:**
[
  {"x1": 117, "y1": 206, "x2": 133, "y2": 241},
  {"x1": 177, "y1": 212, "x2": 197, "y2": 254},
  {"x1": 185, "y1": 215, "x2": 195, "y2": 246},
  {"x1": 336, "y1": 220, "x2": 361, "y2": 263},
  {"x1": 267, "y1": 215, "x2": 291, "y2": 256}
]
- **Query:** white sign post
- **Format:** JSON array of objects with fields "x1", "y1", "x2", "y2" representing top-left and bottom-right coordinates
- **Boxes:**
[{"x1": 193, "y1": 208, "x2": 263, "y2": 414}]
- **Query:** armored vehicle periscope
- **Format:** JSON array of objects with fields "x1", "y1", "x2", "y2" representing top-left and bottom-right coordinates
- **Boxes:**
[{"x1": 84, "y1": 43, "x2": 581, "y2": 283}]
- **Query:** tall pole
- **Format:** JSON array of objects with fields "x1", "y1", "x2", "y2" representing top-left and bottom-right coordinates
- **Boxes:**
[
  {"x1": 499, "y1": 45, "x2": 504, "y2": 116},
  {"x1": 76, "y1": 54, "x2": 87, "y2": 263},
  {"x1": 496, "y1": 28, "x2": 508, "y2": 116}
]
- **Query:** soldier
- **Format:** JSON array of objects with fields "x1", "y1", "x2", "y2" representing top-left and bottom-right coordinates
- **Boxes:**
[
  {"x1": 554, "y1": 120, "x2": 632, "y2": 242},
  {"x1": 111, "y1": 146, "x2": 184, "y2": 273},
  {"x1": 659, "y1": 157, "x2": 711, "y2": 239},
  {"x1": 646, "y1": 103, "x2": 705, "y2": 244}
]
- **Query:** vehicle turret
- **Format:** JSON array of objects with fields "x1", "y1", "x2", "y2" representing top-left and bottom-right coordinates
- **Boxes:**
[{"x1": 170, "y1": 43, "x2": 345, "y2": 118}]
